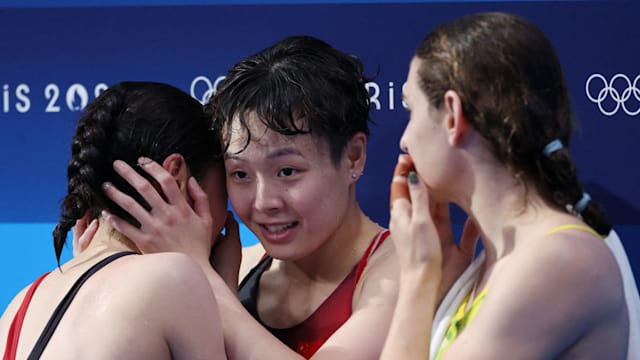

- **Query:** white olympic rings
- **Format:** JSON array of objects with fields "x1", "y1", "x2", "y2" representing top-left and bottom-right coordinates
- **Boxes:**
[{"x1": 585, "y1": 73, "x2": 640, "y2": 116}]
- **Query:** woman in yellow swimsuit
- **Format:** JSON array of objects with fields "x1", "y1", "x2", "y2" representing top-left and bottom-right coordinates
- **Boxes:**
[{"x1": 382, "y1": 12, "x2": 629, "y2": 359}]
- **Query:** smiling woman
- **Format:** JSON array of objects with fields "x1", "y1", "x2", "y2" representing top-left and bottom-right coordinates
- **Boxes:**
[
  {"x1": 223, "y1": 112, "x2": 356, "y2": 260},
  {"x1": 98, "y1": 35, "x2": 400, "y2": 360}
]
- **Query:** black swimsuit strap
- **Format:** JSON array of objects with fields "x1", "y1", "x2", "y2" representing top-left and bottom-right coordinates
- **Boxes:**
[
  {"x1": 238, "y1": 255, "x2": 273, "y2": 323},
  {"x1": 27, "y1": 251, "x2": 137, "y2": 360}
]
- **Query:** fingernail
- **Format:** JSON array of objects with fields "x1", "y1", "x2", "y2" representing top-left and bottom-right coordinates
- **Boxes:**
[
  {"x1": 101, "y1": 182, "x2": 111, "y2": 190},
  {"x1": 138, "y1": 157, "x2": 151, "y2": 166},
  {"x1": 101, "y1": 210, "x2": 110, "y2": 220},
  {"x1": 113, "y1": 159, "x2": 124, "y2": 169},
  {"x1": 408, "y1": 171, "x2": 418, "y2": 185}
]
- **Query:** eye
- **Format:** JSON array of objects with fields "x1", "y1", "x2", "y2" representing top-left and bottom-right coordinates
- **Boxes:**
[
  {"x1": 278, "y1": 167, "x2": 297, "y2": 177},
  {"x1": 230, "y1": 171, "x2": 249, "y2": 180}
]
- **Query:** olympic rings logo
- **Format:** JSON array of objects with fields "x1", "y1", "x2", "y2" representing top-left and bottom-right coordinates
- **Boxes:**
[
  {"x1": 585, "y1": 73, "x2": 640, "y2": 116},
  {"x1": 190, "y1": 75, "x2": 226, "y2": 104}
]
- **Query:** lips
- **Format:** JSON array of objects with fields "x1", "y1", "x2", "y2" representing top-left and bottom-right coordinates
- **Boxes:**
[
  {"x1": 263, "y1": 222, "x2": 297, "y2": 232},
  {"x1": 257, "y1": 221, "x2": 299, "y2": 244}
]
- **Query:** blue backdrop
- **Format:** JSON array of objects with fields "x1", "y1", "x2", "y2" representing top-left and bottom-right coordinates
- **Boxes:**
[{"x1": 1, "y1": 0, "x2": 638, "y2": 310}]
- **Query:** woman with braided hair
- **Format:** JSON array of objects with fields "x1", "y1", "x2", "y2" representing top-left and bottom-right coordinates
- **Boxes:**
[
  {"x1": 382, "y1": 12, "x2": 631, "y2": 359},
  {"x1": 0, "y1": 82, "x2": 229, "y2": 359}
]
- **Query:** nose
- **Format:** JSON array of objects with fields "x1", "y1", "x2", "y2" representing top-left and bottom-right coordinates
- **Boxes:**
[
  {"x1": 399, "y1": 133, "x2": 408, "y2": 153},
  {"x1": 253, "y1": 177, "x2": 283, "y2": 213}
]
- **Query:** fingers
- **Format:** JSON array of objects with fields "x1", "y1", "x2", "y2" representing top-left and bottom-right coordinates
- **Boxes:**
[
  {"x1": 188, "y1": 177, "x2": 212, "y2": 222},
  {"x1": 136, "y1": 157, "x2": 188, "y2": 207},
  {"x1": 389, "y1": 200, "x2": 411, "y2": 242},
  {"x1": 112, "y1": 160, "x2": 166, "y2": 209},
  {"x1": 407, "y1": 171, "x2": 431, "y2": 221},
  {"x1": 72, "y1": 214, "x2": 89, "y2": 256},
  {"x1": 73, "y1": 218, "x2": 98, "y2": 256},
  {"x1": 102, "y1": 181, "x2": 155, "y2": 228},
  {"x1": 390, "y1": 154, "x2": 415, "y2": 208}
]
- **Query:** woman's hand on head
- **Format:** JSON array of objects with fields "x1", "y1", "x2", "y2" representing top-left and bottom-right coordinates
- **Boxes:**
[
  {"x1": 72, "y1": 215, "x2": 99, "y2": 256},
  {"x1": 210, "y1": 211, "x2": 242, "y2": 292},
  {"x1": 390, "y1": 168, "x2": 444, "y2": 275},
  {"x1": 389, "y1": 156, "x2": 478, "y2": 293},
  {"x1": 101, "y1": 158, "x2": 215, "y2": 267}
]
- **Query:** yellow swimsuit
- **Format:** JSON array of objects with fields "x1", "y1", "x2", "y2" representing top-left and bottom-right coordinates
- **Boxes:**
[
  {"x1": 435, "y1": 287, "x2": 488, "y2": 360},
  {"x1": 434, "y1": 224, "x2": 602, "y2": 359}
]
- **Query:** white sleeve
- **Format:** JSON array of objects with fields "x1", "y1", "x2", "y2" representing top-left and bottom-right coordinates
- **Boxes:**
[{"x1": 605, "y1": 229, "x2": 640, "y2": 360}]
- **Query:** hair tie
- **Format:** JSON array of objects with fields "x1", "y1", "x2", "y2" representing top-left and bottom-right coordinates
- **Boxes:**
[
  {"x1": 573, "y1": 192, "x2": 591, "y2": 214},
  {"x1": 543, "y1": 139, "x2": 563, "y2": 157}
]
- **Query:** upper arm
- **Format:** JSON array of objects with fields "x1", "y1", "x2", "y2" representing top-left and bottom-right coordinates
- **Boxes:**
[
  {"x1": 312, "y1": 241, "x2": 400, "y2": 360},
  {"x1": 239, "y1": 243, "x2": 265, "y2": 284},
  {"x1": 0, "y1": 287, "x2": 28, "y2": 356},
  {"x1": 442, "y1": 237, "x2": 623, "y2": 359}
]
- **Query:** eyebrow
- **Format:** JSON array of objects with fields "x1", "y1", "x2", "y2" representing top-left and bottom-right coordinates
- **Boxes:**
[{"x1": 224, "y1": 146, "x2": 303, "y2": 161}]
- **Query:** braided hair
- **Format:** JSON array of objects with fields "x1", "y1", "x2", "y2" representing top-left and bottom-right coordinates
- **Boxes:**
[{"x1": 53, "y1": 82, "x2": 221, "y2": 264}]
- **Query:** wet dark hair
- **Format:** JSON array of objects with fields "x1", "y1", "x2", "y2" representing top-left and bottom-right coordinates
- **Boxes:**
[
  {"x1": 414, "y1": 12, "x2": 611, "y2": 236},
  {"x1": 208, "y1": 35, "x2": 372, "y2": 165},
  {"x1": 53, "y1": 81, "x2": 222, "y2": 264}
]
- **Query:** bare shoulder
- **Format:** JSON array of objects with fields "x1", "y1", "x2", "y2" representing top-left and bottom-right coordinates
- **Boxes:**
[
  {"x1": 444, "y1": 229, "x2": 626, "y2": 358},
  {"x1": 498, "y1": 230, "x2": 623, "y2": 331},
  {"x1": 491, "y1": 230, "x2": 623, "y2": 319},
  {"x1": 353, "y1": 233, "x2": 399, "y2": 309},
  {"x1": 519, "y1": 229, "x2": 621, "y2": 302},
  {"x1": 62, "y1": 253, "x2": 223, "y2": 359},
  {"x1": 110, "y1": 252, "x2": 211, "y2": 293},
  {"x1": 239, "y1": 242, "x2": 265, "y2": 282},
  {"x1": 314, "y1": 233, "x2": 398, "y2": 360},
  {"x1": 81, "y1": 252, "x2": 218, "y2": 336},
  {"x1": 84, "y1": 252, "x2": 215, "y2": 313}
]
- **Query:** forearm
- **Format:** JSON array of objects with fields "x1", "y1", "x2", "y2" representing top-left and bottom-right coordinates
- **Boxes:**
[
  {"x1": 211, "y1": 258, "x2": 239, "y2": 294},
  {"x1": 381, "y1": 267, "x2": 440, "y2": 360},
  {"x1": 195, "y1": 261, "x2": 304, "y2": 360}
]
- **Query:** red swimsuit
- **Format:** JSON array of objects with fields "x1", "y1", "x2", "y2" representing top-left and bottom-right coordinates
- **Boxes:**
[{"x1": 238, "y1": 230, "x2": 390, "y2": 358}]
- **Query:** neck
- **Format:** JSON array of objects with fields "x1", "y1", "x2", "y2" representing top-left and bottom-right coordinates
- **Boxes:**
[
  {"x1": 66, "y1": 218, "x2": 139, "y2": 269},
  {"x1": 455, "y1": 160, "x2": 555, "y2": 265},
  {"x1": 284, "y1": 200, "x2": 382, "y2": 283}
]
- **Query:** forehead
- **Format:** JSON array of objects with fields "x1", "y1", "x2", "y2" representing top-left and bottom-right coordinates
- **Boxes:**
[
  {"x1": 226, "y1": 111, "x2": 328, "y2": 158},
  {"x1": 405, "y1": 57, "x2": 423, "y2": 95}
]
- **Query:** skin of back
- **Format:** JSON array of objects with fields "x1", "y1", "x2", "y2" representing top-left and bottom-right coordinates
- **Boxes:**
[{"x1": 0, "y1": 252, "x2": 225, "y2": 360}]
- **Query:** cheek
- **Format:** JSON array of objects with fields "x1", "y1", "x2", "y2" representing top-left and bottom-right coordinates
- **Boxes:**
[
  {"x1": 226, "y1": 182, "x2": 252, "y2": 222},
  {"x1": 291, "y1": 176, "x2": 348, "y2": 228}
]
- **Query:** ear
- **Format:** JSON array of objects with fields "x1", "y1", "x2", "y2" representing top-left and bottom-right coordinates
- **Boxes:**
[
  {"x1": 443, "y1": 90, "x2": 470, "y2": 146},
  {"x1": 344, "y1": 132, "x2": 367, "y2": 183},
  {"x1": 161, "y1": 153, "x2": 190, "y2": 194}
]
